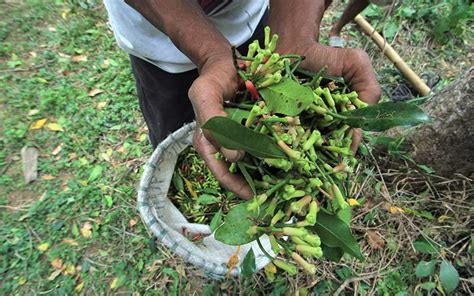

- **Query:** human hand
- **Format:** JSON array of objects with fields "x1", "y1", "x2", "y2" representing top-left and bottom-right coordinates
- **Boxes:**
[
  {"x1": 278, "y1": 42, "x2": 381, "y2": 152},
  {"x1": 189, "y1": 55, "x2": 253, "y2": 199}
]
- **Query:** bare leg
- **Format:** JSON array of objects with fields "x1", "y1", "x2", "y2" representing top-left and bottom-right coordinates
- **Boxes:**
[{"x1": 329, "y1": 0, "x2": 370, "y2": 37}]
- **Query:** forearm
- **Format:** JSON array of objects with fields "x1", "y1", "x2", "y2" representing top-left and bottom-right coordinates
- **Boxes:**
[
  {"x1": 125, "y1": 0, "x2": 231, "y2": 72},
  {"x1": 268, "y1": 0, "x2": 326, "y2": 47}
]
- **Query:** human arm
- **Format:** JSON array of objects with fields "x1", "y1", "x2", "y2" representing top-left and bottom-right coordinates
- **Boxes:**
[{"x1": 125, "y1": 0, "x2": 253, "y2": 198}]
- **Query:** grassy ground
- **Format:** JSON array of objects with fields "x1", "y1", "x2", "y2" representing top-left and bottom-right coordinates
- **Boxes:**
[{"x1": 1, "y1": 0, "x2": 472, "y2": 295}]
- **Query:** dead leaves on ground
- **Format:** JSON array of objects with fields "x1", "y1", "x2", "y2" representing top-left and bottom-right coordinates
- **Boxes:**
[{"x1": 366, "y1": 230, "x2": 385, "y2": 250}]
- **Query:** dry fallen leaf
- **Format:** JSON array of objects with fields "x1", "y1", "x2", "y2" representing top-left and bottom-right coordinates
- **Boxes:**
[
  {"x1": 30, "y1": 118, "x2": 47, "y2": 130},
  {"x1": 28, "y1": 109, "x2": 40, "y2": 116},
  {"x1": 41, "y1": 174, "x2": 56, "y2": 180},
  {"x1": 71, "y1": 55, "x2": 88, "y2": 62},
  {"x1": 88, "y1": 88, "x2": 103, "y2": 97},
  {"x1": 366, "y1": 230, "x2": 385, "y2": 250},
  {"x1": 37, "y1": 242, "x2": 49, "y2": 252},
  {"x1": 48, "y1": 270, "x2": 62, "y2": 281},
  {"x1": 29, "y1": 51, "x2": 37, "y2": 58},
  {"x1": 110, "y1": 277, "x2": 120, "y2": 289},
  {"x1": 63, "y1": 264, "x2": 76, "y2": 275},
  {"x1": 47, "y1": 123, "x2": 64, "y2": 131},
  {"x1": 62, "y1": 238, "x2": 79, "y2": 246},
  {"x1": 80, "y1": 222, "x2": 93, "y2": 238},
  {"x1": 58, "y1": 52, "x2": 71, "y2": 58},
  {"x1": 51, "y1": 258, "x2": 63, "y2": 270},
  {"x1": 74, "y1": 282, "x2": 84, "y2": 293},
  {"x1": 96, "y1": 101, "x2": 107, "y2": 110},
  {"x1": 52, "y1": 144, "x2": 62, "y2": 156},
  {"x1": 129, "y1": 219, "x2": 137, "y2": 227},
  {"x1": 226, "y1": 246, "x2": 241, "y2": 278},
  {"x1": 388, "y1": 205, "x2": 405, "y2": 214}
]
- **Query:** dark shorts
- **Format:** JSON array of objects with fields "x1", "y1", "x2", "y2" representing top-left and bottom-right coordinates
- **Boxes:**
[{"x1": 130, "y1": 15, "x2": 267, "y2": 148}]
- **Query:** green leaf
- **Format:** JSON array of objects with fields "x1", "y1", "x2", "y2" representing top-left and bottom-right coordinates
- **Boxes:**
[
  {"x1": 341, "y1": 102, "x2": 430, "y2": 132},
  {"x1": 413, "y1": 237, "x2": 439, "y2": 255},
  {"x1": 237, "y1": 161, "x2": 256, "y2": 196},
  {"x1": 336, "y1": 207, "x2": 352, "y2": 225},
  {"x1": 225, "y1": 108, "x2": 250, "y2": 124},
  {"x1": 104, "y1": 195, "x2": 113, "y2": 208},
  {"x1": 202, "y1": 116, "x2": 285, "y2": 159},
  {"x1": 88, "y1": 165, "x2": 103, "y2": 182},
  {"x1": 241, "y1": 248, "x2": 256, "y2": 277},
  {"x1": 172, "y1": 172, "x2": 184, "y2": 192},
  {"x1": 415, "y1": 260, "x2": 436, "y2": 278},
  {"x1": 215, "y1": 202, "x2": 257, "y2": 245},
  {"x1": 419, "y1": 282, "x2": 437, "y2": 291},
  {"x1": 321, "y1": 244, "x2": 344, "y2": 262},
  {"x1": 209, "y1": 209, "x2": 223, "y2": 232},
  {"x1": 196, "y1": 194, "x2": 219, "y2": 205},
  {"x1": 439, "y1": 261, "x2": 459, "y2": 293},
  {"x1": 259, "y1": 78, "x2": 314, "y2": 116},
  {"x1": 311, "y1": 211, "x2": 364, "y2": 261}
]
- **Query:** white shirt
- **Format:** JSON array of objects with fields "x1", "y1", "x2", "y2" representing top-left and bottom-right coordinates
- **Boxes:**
[{"x1": 104, "y1": 0, "x2": 269, "y2": 73}]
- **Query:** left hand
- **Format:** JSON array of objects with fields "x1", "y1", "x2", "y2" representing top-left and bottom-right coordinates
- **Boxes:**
[{"x1": 277, "y1": 42, "x2": 381, "y2": 152}]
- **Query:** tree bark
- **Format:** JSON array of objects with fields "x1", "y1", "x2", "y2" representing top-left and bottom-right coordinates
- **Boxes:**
[{"x1": 404, "y1": 67, "x2": 473, "y2": 177}]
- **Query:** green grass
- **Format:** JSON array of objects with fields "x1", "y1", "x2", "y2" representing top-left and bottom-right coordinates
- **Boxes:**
[{"x1": 1, "y1": 0, "x2": 472, "y2": 295}]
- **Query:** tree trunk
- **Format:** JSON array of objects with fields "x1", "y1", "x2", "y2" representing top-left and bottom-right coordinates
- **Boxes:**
[{"x1": 404, "y1": 67, "x2": 473, "y2": 177}]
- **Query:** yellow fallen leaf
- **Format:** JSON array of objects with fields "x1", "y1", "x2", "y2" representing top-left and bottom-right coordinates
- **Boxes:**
[
  {"x1": 438, "y1": 215, "x2": 450, "y2": 222},
  {"x1": 183, "y1": 176, "x2": 198, "y2": 199},
  {"x1": 388, "y1": 205, "x2": 405, "y2": 214},
  {"x1": 75, "y1": 282, "x2": 84, "y2": 292},
  {"x1": 47, "y1": 123, "x2": 64, "y2": 131},
  {"x1": 78, "y1": 180, "x2": 88, "y2": 186},
  {"x1": 100, "y1": 152, "x2": 110, "y2": 162},
  {"x1": 264, "y1": 262, "x2": 277, "y2": 274},
  {"x1": 18, "y1": 277, "x2": 27, "y2": 285},
  {"x1": 58, "y1": 52, "x2": 71, "y2": 58},
  {"x1": 226, "y1": 246, "x2": 241, "y2": 278},
  {"x1": 62, "y1": 238, "x2": 79, "y2": 246},
  {"x1": 71, "y1": 55, "x2": 88, "y2": 62},
  {"x1": 28, "y1": 109, "x2": 40, "y2": 116},
  {"x1": 61, "y1": 9, "x2": 70, "y2": 20},
  {"x1": 97, "y1": 101, "x2": 107, "y2": 110},
  {"x1": 80, "y1": 222, "x2": 93, "y2": 238},
  {"x1": 63, "y1": 264, "x2": 76, "y2": 275},
  {"x1": 37, "y1": 242, "x2": 49, "y2": 252},
  {"x1": 110, "y1": 277, "x2": 120, "y2": 289},
  {"x1": 41, "y1": 174, "x2": 56, "y2": 180},
  {"x1": 348, "y1": 198, "x2": 360, "y2": 206},
  {"x1": 88, "y1": 88, "x2": 103, "y2": 97},
  {"x1": 48, "y1": 270, "x2": 62, "y2": 281},
  {"x1": 51, "y1": 258, "x2": 63, "y2": 269},
  {"x1": 52, "y1": 144, "x2": 62, "y2": 156},
  {"x1": 30, "y1": 118, "x2": 47, "y2": 130}
]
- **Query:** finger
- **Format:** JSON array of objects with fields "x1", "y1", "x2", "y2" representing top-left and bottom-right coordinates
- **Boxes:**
[
  {"x1": 350, "y1": 128, "x2": 362, "y2": 154},
  {"x1": 193, "y1": 130, "x2": 253, "y2": 199},
  {"x1": 220, "y1": 147, "x2": 245, "y2": 162},
  {"x1": 341, "y1": 49, "x2": 381, "y2": 105}
]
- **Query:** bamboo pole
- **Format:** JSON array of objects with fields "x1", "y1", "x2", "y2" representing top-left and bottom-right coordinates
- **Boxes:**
[{"x1": 354, "y1": 14, "x2": 431, "y2": 96}]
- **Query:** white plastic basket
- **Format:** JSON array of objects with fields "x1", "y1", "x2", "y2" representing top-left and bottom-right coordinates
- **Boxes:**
[{"x1": 137, "y1": 122, "x2": 274, "y2": 278}]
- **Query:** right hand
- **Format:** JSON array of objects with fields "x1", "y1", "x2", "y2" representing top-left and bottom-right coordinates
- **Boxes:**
[{"x1": 188, "y1": 55, "x2": 253, "y2": 199}]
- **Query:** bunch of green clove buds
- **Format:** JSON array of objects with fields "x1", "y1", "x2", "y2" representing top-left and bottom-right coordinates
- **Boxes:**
[{"x1": 209, "y1": 27, "x2": 370, "y2": 275}]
